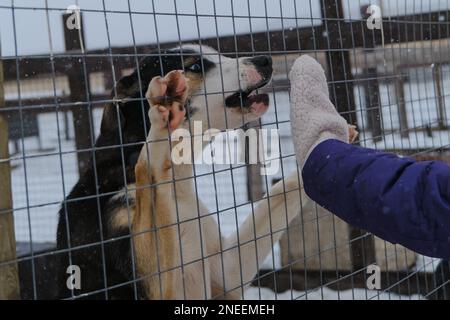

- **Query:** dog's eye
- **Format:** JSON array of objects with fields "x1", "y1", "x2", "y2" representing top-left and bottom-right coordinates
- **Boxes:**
[{"x1": 188, "y1": 63, "x2": 202, "y2": 73}]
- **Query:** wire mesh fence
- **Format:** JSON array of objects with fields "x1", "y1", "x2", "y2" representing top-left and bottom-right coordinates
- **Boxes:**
[{"x1": 0, "y1": 0, "x2": 450, "y2": 300}]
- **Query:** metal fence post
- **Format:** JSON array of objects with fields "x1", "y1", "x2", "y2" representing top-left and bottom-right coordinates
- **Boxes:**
[{"x1": 0, "y1": 49, "x2": 20, "y2": 300}]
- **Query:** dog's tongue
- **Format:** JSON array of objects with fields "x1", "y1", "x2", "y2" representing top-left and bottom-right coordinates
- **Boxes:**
[
  {"x1": 248, "y1": 93, "x2": 269, "y2": 105},
  {"x1": 249, "y1": 93, "x2": 270, "y2": 116},
  {"x1": 251, "y1": 102, "x2": 268, "y2": 116}
]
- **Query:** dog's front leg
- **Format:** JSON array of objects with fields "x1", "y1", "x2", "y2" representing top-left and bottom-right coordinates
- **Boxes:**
[
  {"x1": 215, "y1": 126, "x2": 358, "y2": 298},
  {"x1": 133, "y1": 71, "x2": 187, "y2": 299},
  {"x1": 215, "y1": 172, "x2": 305, "y2": 298}
]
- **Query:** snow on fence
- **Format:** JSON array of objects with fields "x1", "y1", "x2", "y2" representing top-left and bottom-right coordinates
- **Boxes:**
[{"x1": 0, "y1": 0, "x2": 449, "y2": 300}]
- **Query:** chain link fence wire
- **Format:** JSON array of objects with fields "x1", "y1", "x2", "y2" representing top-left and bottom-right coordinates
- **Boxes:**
[{"x1": 0, "y1": 0, "x2": 449, "y2": 300}]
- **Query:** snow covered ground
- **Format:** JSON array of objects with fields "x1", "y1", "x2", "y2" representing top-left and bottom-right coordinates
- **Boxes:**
[{"x1": 10, "y1": 111, "x2": 83, "y2": 243}]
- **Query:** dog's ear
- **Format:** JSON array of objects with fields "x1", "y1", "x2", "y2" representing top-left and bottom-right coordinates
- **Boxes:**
[
  {"x1": 100, "y1": 102, "x2": 124, "y2": 135},
  {"x1": 100, "y1": 73, "x2": 135, "y2": 134},
  {"x1": 115, "y1": 73, "x2": 139, "y2": 100},
  {"x1": 99, "y1": 55, "x2": 162, "y2": 135}
]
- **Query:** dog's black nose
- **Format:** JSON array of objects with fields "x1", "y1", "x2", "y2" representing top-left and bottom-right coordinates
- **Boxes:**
[{"x1": 251, "y1": 55, "x2": 272, "y2": 68}]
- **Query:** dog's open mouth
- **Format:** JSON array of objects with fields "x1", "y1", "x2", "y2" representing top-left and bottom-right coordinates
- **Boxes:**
[{"x1": 225, "y1": 83, "x2": 270, "y2": 116}]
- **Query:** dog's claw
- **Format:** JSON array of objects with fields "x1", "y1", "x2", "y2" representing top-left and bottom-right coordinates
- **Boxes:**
[
  {"x1": 147, "y1": 70, "x2": 188, "y2": 131},
  {"x1": 348, "y1": 125, "x2": 358, "y2": 143}
]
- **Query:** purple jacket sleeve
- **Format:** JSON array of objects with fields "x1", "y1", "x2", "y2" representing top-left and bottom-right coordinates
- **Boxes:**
[{"x1": 302, "y1": 139, "x2": 450, "y2": 260}]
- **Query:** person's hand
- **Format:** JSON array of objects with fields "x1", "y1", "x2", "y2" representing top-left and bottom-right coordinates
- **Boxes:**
[{"x1": 289, "y1": 55, "x2": 357, "y2": 169}]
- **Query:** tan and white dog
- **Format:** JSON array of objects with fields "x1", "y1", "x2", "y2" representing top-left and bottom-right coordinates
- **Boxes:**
[
  {"x1": 133, "y1": 66, "x2": 305, "y2": 300},
  {"x1": 56, "y1": 45, "x2": 355, "y2": 300}
]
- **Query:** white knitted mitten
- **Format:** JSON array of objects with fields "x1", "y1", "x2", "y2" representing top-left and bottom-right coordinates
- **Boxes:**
[{"x1": 289, "y1": 55, "x2": 352, "y2": 169}]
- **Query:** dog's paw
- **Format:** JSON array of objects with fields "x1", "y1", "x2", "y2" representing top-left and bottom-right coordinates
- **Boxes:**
[
  {"x1": 146, "y1": 70, "x2": 188, "y2": 131},
  {"x1": 348, "y1": 125, "x2": 358, "y2": 143}
]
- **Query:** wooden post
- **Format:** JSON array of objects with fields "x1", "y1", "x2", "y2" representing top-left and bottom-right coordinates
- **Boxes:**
[
  {"x1": 395, "y1": 73, "x2": 409, "y2": 138},
  {"x1": 360, "y1": 5, "x2": 383, "y2": 142},
  {"x1": 246, "y1": 164, "x2": 264, "y2": 202},
  {"x1": 0, "y1": 53, "x2": 21, "y2": 299},
  {"x1": 321, "y1": 0, "x2": 356, "y2": 124},
  {"x1": 433, "y1": 63, "x2": 447, "y2": 129},
  {"x1": 321, "y1": 0, "x2": 376, "y2": 272},
  {"x1": 245, "y1": 123, "x2": 264, "y2": 202},
  {"x1": 62, "y1": 13, "x2": 92, "y2": 176},
  {"x1": 364, "y1": 68, "x2": 383, "y2": 141}
]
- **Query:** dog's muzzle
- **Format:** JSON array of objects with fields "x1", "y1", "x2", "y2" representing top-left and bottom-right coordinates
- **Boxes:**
[{"x1": 225, "y1": 55, "x2": 273, "y2": 111}]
